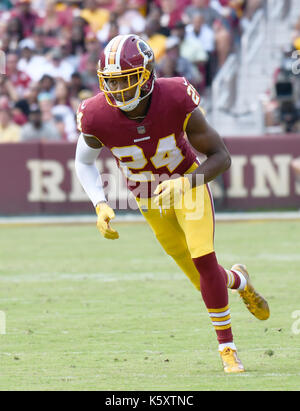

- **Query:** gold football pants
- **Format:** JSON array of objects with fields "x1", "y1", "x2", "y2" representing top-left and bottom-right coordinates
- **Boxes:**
[{"x1": 136, "y1": 181, "x2": 215, "y2": 291}]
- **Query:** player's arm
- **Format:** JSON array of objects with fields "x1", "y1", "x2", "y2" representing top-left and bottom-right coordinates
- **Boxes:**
[
  {"x1": 185, "y1": 107, "x2": 231, "y2": 188},
  {"x1": 75, "y1": 133, "x2": 105, "y2": 205},
  {"x1": 154, "y1": 107, "x2": 231, "y2": 207},
  {"x1": 75, "y1": 133, "x2": 119, "y2": 240}
]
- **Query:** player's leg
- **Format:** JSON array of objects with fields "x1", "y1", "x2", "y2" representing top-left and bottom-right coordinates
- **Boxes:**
[
  {"x1": 136, "y1": 198, "x2": 201, "y2": 291},
  {"x1": 231, "y1": 263, "x2": 270, "y2": 320},
  {"x1": 137, "y1": 195, "x2": 248, "y2": 293},
  {"x1": 175, "y1": 184, "x2": 244, "y2": 372},
  {"x1": 175, "y1": 183, "x2": 269, "y2": 296}
]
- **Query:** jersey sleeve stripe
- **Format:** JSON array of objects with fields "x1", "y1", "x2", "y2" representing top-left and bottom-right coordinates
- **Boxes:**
[
  {"x1": 82, "y1": 133, "x2": 97, "y2": 138},
  {"x1": 183, "y1": 112, "x2": 192, "y2": 131},
  {"x1": 183, "y1": 105, "x2": 206, "y2": 132}
]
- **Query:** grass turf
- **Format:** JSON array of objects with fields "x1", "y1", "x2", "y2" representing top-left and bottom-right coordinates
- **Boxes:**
[{"x1": 0, "y1": 220, "x2": 300, "y2": 390}]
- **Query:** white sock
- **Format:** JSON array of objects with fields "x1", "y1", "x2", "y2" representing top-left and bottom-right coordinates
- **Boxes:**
[
  {"x1": 231, "y1": 269, "x2": 247, "y2": 291},
  {"x1": 218, "y1": 342, "x2": 237, "y2": 352}
]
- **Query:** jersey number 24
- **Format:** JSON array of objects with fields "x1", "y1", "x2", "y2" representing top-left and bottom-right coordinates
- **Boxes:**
[{"x1": 111, "y1": 134, "x2": 184, "y2": 182}]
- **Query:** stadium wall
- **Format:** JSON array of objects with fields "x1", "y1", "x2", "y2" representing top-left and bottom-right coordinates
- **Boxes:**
[{"x1": 1, "y1": 135, "x2": 300, "y2": 215}]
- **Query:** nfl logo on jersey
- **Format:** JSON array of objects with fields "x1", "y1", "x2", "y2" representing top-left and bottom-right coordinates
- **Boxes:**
[{"x1": 137, "y1": 126, "x2": 146, "y2": 134}]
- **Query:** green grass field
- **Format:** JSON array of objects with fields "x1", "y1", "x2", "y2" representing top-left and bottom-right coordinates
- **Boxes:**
[{"x1": 0, "y1": 219, "x2": 300, "y2": 391}]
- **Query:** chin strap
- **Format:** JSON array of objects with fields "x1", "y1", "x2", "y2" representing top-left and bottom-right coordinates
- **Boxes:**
[
  {"x1": 117, "y1": 77, "x2": 155, "y2": 112},
  {"x1": 116, "y1": 86, "x2": 140, "y2": 112}
]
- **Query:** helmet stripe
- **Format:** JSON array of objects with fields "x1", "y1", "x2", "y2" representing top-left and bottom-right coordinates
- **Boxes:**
[
  {"x1": 108, "y1": 35, "x2": 123, "y2": 65},
  {"x1": 104, "y1": 37, "x2": 116, "y2": 67}
]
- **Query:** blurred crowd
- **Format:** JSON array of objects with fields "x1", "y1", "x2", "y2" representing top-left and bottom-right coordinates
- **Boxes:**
[
  {"x1": 0, "y1": 0, "x2": 264, "y2": 143},
  {"x1": 263, "y1": 13, "x2": 300, "y2": 133}
]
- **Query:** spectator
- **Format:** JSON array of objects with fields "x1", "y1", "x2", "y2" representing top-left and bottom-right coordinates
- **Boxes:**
[
  {"x1": 54, "y1": 77, "x2": 72, "y2": 109},
  {"x1": 97, "y1": 12, "x2": 120, "y2": 47},
  {"x1": 129, "y1": 0, "x2": 148, "y2": 16},
  {"x1": 0, "y1": 0, "x2": 253, "y2": 142},
  {"x1": 112, "y1": 0, "x2": 146, "y2": 35},
  {"x1": 5, "y1": 17, "x2": 24, "y2": 45},
  {"x1": 228, "y1": 0, "x2": 245, "y2": 19},
  {"x1": 12, "y1": 0, "x2": 39, "y2": 38},
  {"x1": 185, "y1": 11, "x2": 215, "y2": 54},
  {"x1": 80, "y1": 0, "x2": 110, "y2": 34},
  {"x1": 32, "y1": 27, "x2": 51, "y2": 55},
  {"x1": 0, "y1": 88, "x2": 27, "y2": 126},
  {"x1": 210, "y1": 1, "x2": 243, "y2": 47},
  {"x1": 58, "y1": 39, "x2": 80, "y2": 70},
  {"x1": 80, "y1": 52, "x2": 100, "y2": 94},
  {"x1": 11, "y1": 106, "x2": 28, "y2": 126},
  {"x1": 185, "y1": 10, "x2": 218, "y2": 83},
  {"x1": 0, "y1": 74, "x2": 19, "y2": 103},
  {"x1": 213, "y1": 18, "x2": 233, "y2": 68},
  {"x1": 37, "y1": 0, "x2": 61, "y2": 47},
  {"x1": 78, "y1": 31, "x2": 102, "y2": 72},
  {"x1": 142, "y1": 16, "x2": 167, "y2": 63},
  {"x1": 42, "y1": 48, "x2": 75, "y2": 82},
  {"x1": 21, "y1": 107, "x2": 60, "y2": 141},
  {"x1": 38, "y1": 92, "x2": 54, "y2": 123},
  {"x1": 157, "y1": 35, "x2": 202, "y2": 88},
  {"x1": 70, "y1": 22, "x2": 87, "y2": 57},
  {"x1": 172, "y1": 21, "x2": 207, "y2": 64},
  {"x1": 70, "y1": 73, "x2": 85, "y2": 99},
  {"x1": 159, "y1": 0, "x2": 184, "y2": 30},
  {"x1": 69, "y1": 72, "x2": 87, "y2": 112},
  {"x1": 171, "y1": 21, "x2": 207, "y2": 91},
  {"x1": 182, "y1": 0, "x2": 221, "y2": 26},
  {"x1": 53, "y1": 0, "x2": 80, "y2": 34},
  {"x1": 71, "y1": 15, "x2": 90, "y2": 36},
  {"x1": 39, "y1": 74, "x2": 56, "y2": 100},
  {"x1": 5, "y1": 51, "x2": 32, "y2": 99},
  {"x1": 15, "y1": 82, "x2": 40, "y2": 118},
  {"x1": 52, "y1": 80, "x2": 77, "y2": 141},
  {"x1": 17, "y1": 38, "x2": 48, "y2": 82},
  {"x1": 0, "y1": 104, "x2": 21, "y2": 143},
  {"x1": 146, "y1": 2, "x2": 171, "y2": 37}
]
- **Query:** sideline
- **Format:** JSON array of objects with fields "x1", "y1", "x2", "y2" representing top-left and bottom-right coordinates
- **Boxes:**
[{"x1": 0, "y1": 211, "x2": 300, "y2": 225}]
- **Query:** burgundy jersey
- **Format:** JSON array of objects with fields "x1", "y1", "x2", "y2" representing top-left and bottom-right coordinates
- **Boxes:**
[{"x1": 77, "y1": 77, "x2": 200, "y2": 198}]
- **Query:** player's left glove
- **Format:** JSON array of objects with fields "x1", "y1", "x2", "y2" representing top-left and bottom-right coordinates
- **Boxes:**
[
  {"x1": 96, "y1": 202, "x2": 119, "y2": 240},
  {"x1": 154, "y1": 176, "x2": 191, "y2": 208}
]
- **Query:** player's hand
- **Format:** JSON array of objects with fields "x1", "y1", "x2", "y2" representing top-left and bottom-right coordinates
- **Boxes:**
[
  {"x1": 95, "y1": 202, "x2": 119, "y2": 240},
  {"x1": 154, "y1": 177, "x2": 191, "y2": 208}
]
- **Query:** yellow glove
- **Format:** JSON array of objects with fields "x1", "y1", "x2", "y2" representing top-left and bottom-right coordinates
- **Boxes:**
[
  {"x1": 154, "y1": 176, "x2": 191, "y2": 208},
  {"x1": 95, "y1": 202, "x2": 119, "y2": 240}
]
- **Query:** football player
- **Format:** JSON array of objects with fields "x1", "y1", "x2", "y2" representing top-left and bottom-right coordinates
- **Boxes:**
[{"x1": 75, "y1": 34, "x2": 270, "y2": 373}]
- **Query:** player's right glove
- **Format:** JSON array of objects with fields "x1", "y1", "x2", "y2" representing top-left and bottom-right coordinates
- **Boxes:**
[
  {"x1": 95, "y1": 202, "x2": 119, "y2": 240},
  {"x1": 154, "y1": 176, "x2": 191, "y2": 208}
]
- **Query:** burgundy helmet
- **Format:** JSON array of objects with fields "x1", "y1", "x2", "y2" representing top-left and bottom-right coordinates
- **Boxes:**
[{"x1": 97, "y1": 34, "x2": 156, "y2": 111}]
